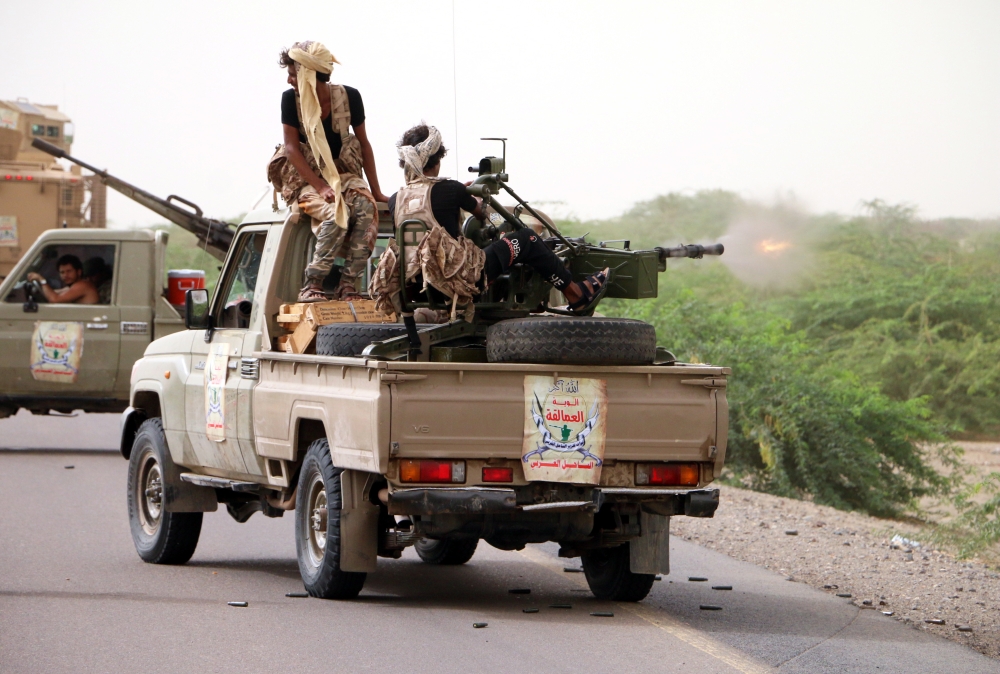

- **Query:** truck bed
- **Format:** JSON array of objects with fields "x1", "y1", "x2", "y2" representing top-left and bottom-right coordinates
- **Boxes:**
[{"x1": 251, "y1": 352, "x2": 728, "y2": 484}]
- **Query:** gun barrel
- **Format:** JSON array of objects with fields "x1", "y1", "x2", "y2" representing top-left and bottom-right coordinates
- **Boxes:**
[
  {"x1": 30, "y1": 138, "x2": 233, "y2": 261},
  {"x1": 657, "y1": 243, "x2": 725, "y2": 260}
]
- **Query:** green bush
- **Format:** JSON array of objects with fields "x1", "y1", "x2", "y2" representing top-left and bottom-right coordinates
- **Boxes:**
[
  {"x1": 614, "y1": 289, "x2": 952, "y2": 517},
  {"x1": 788, "y1": 202, "x2": 1000, "y2": 436},
  {"x1": 563, "y1": 192, "x2": 1000, "y2": 516},
  {"x1": 951, "y1": 473, "x2": 1000, "y2": 558}
]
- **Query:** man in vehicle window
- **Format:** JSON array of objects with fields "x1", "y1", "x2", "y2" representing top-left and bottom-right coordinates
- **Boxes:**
[
  {"x1": 378, "y1": 124, "x2": 608, "y2": 316},
  {"x1": 270, "y1": 40, "x2": 388, "y2": 303},
  {"x1": 26, "y1": 254, "x2": 99, "y2": 304}
]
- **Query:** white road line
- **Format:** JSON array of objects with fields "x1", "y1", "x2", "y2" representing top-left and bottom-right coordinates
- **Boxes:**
[{"x1": 518, "y1": 546, "x2": 776, "y2": 674}]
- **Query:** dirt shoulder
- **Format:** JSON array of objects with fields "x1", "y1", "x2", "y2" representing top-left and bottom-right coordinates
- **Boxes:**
[{"x1": 672, "y1": 485, "x2": 1000, "y2": 659}]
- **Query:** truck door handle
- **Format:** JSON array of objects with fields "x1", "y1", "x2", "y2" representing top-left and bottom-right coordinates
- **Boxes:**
[
  {"x1": 680, "y1": 378, "x2": 727, "y2": 388},
  {"x1": 86, "y1": 323, "x2": 109, "y2": 330}
]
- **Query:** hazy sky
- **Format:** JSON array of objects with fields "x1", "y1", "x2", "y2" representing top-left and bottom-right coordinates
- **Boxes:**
[{"x1": 1, "y1": 0, "x2": 997, "y2": 227}]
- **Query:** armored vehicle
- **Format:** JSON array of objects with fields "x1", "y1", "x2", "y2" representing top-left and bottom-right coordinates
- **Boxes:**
[
  {"x1": 120, "y1": 146, "x2": 730, "y2": 603},
  {"x1": 0, "y1": 99, "x2": 106, "y2": 278}
]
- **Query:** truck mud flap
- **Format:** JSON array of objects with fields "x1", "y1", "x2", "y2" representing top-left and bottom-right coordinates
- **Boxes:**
[{"x1": 388, "y1": 487, "x2": 517, "y2": 516}]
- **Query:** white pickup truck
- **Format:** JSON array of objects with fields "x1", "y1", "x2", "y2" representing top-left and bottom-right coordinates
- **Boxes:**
[{"x1": 121, "y1": 178, "x2": 729, "y2": 602}]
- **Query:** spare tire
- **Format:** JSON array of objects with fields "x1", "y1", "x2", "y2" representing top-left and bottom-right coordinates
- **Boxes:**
[
  {"x1": 487, "y1": 316, "x2": 656, "y2": 365},
  {"x1": 316, "y1": 324, "x2": 408, "y2": 357}
]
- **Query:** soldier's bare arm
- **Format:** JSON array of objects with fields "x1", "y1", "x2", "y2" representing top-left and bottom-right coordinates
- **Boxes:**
[
  {"x1": 57, "y1": 280, "x2": 98, "y2": 304},
  {"x1": 353, "y1": 122, "x2": 387, "y2": 203},
  {"x1": 283, "y1": 124, "x2": 336, "y2": 203}
]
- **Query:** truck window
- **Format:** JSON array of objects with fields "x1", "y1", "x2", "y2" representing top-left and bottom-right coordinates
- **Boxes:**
[
  {"x1": 215, "y1": 231, "x2": 266, "y2": 329},
  {"x1": 46, "y1": 126, "x2": 60, "y2": 138},
  {"x1": 31, "y1": 124, "x2": 44, "y2": 136},
  {"x1": 5, "y1": 243, "x2": 115, "y2": 305}
]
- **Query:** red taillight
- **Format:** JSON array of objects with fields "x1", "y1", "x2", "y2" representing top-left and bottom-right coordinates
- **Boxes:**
[
  {"x1": 3, "y1": 175, "x2": 10, "y2": 180},
  {"x1": 482, "y1": 466, "x2": 514, "y2": 483},
  {"x1": 399, "y1": 459, "x2": 466, "y2": 484},
  {"x1": 15, "y1": 175, "x2": 22, "y2": 181},
  {"x1": 26, "y1": 175, "x2": 33, "y2": 181},
  {"x1": 635, "y1": 463, "x2": 699, "y2": 487}
]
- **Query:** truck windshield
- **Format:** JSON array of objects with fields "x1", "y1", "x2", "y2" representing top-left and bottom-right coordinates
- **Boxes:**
[{"x1": 215, "y1": 231, "x2": 266, "y2": 329}]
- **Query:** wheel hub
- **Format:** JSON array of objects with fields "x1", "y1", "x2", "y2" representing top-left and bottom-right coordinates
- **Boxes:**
[
  {"x1": 305, "y1": 473, "x2": 328, "y2": 568},
  {"x1": 136, "y1": 450, "x2": 163, "y2": 536},
  {"x1": 311, "y1": 507, "x2": 328, "y2": 532}
]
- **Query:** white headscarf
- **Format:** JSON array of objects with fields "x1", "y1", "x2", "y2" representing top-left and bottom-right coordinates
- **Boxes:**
[
  {"x1": 397, "y1": 124, "x2": 443, "y2": 183},
  {"x1": 288, "y1": 41, "x2": 349, "y2": 228}
]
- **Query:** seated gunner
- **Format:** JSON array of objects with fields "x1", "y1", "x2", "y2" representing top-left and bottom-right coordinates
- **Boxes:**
[
  {"x1": 26, "y1": 254, "x2": 100, "y2": 305},
  {"x1": 375, "y1": 124, "x2": 607, "y2": 316}
]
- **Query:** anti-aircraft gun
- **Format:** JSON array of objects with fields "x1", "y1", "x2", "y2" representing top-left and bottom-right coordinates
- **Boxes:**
[
  {"x1": 30, "y1": 138, "x2": 234, "y2": 260},
  {"x1": 366, "y1": 140, "x2": 723, "y2": 360}
]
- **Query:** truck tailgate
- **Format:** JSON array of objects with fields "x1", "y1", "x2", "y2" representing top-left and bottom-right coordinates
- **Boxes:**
[{"x1": 387, "y1": 363, "x2": 727, "y2": 464}]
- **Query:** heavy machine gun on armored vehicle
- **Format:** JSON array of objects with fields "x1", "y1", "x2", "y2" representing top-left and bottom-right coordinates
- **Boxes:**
[
  {"x1": 30, "y1": 138, "x2": 234, "y2": 261},
  {"x1": 360, "y1": 145, "x2": 723, "y2": 362}
]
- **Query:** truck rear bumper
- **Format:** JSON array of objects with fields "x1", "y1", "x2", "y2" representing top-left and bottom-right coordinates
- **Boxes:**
[{"x1": 388, "y1": 486, "x2": 719, "y2": 518}]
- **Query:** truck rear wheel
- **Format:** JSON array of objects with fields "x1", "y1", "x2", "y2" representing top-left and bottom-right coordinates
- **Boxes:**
[
  {"x1": 487, "y1": 317, "x2": 656, "y2": 365},
  {"x1": 414, "y1": 538, "x2": 478, "y2": 565},
  {"x1": 581, "y1": 544, "x2": 656, "y2": 601},
  {"x1": 127, "y1": 419, "x2": 202, "y2": 565},
  {"x1": 295, "y1": 439, "x2": 367, "y2": 599}
]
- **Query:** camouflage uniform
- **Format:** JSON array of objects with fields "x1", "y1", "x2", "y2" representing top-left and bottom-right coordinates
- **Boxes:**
[
  {"x1": 297, "y1": 186, "x2": 375, "y2": 291},
  {"x1": 369, "y1": 177, "x2": 485, "y2": 321},
  {"x1": 267, "y1": 84, "x2": 378, "y2": 296}
]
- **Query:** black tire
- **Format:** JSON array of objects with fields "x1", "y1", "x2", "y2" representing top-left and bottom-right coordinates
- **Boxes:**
[
  {"x1": 581, "y1": 544, "x2": 656, "y2": 601},
  {"x1": 487, "y1": 317, "x2": 656, "y2": 365},
  {"x1": 316, "y1": 323, "x2": 408, "y2": 357},
  {"x1": 295, "y1": 439, "x2": 367, "y2": 599},
  {"x1": 414, "y1": 538, "x2": 479, "y2": 565},
  {"x1": 127, "y1": 418, "x2": 202, "y2": 565}
]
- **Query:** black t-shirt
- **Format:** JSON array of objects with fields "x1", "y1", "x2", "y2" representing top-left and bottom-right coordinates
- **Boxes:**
[
  {"x1": 388, "y1": 180, "x2": 478, "y2": 239},
  {"x1": 280, "y1": 86, "x2": 365, "y2": 160}
]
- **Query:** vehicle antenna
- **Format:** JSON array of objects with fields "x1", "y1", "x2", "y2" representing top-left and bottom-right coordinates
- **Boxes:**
[{"x1": 451, "y1": 0, "x2": 460, "y2": 177}]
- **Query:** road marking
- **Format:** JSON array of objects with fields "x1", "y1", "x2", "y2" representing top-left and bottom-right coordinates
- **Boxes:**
[{"x1": 518, "y1": 546, "x2": 775, "y2": 674}]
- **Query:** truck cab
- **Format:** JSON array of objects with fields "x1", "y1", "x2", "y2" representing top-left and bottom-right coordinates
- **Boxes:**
[{"x1": 0, "y1": 228, "x2": 183, "y2": 417}]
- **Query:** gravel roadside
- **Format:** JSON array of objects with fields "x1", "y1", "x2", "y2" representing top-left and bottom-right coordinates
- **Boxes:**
[{"x1": 672, "y1": 485, "x2": 1000, "y2": 659}]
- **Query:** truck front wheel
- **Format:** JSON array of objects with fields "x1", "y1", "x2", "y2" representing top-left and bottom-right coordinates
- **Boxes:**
[
  {"x1": 295, "y1": 439, "x2": 367, "y2": 599},
  {"x1": 127, "y1": 419, "x2": 202, "y2": 564},
  {"x1": 414, "y1": 538, "x2": 478, "y2": 565},
  {"x1": 581, "y1": 544, "x2": 656, "y2": 601}
]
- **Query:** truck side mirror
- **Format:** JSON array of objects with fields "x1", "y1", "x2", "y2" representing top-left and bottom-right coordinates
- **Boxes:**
[{"x1": 185, "y1": 289, "x2": 211, "y2": 330}]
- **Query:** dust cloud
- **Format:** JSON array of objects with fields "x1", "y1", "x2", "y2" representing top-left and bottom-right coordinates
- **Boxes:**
[{"x1": 717, "y1": 201, "x2": 816, "y2": 289}]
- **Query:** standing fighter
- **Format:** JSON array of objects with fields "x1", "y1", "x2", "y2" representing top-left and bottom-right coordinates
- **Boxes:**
[{"x1": 273, "y1": 41, "x2": 388, "y2": 301}]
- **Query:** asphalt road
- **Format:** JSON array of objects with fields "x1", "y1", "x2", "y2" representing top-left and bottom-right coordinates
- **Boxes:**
[{"x1": 1, "y1": 421, "x2": 998, "y2": 673}]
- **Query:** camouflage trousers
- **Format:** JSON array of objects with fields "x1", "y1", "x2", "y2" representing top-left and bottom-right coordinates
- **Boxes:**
[{"x1": 298, "y1": 186, "x2": 375, "y2": 289}]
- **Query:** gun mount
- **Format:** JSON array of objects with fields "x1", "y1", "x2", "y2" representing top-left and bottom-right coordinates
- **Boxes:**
[
  {"x1": 367, "y1": 149, "x2": 724, "y2": 360},
  {"x1": 30, "y1": 138, "x2": 234, "y2": 261}
]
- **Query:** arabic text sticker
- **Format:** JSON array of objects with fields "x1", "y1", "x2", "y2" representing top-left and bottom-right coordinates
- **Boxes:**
[
  {"x1": 204, "y1": 342, "x2": 230, "y2": 442},
  {"x1": 0, "y1": 216, "x2": 18, "y2": 247},
  {"x1": 522, "y1": 375, "x2": 608, "y2": 484},
  {"x1": 30, "y1": 321, "x2": 84, "y2": 383}
]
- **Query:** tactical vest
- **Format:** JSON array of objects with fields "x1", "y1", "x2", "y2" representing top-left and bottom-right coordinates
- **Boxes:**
[
  {"x1": 296, "y1": 84, "x2": 365, "y2": 179},
  {"x1": 393, "y1": 178, "x2": 445, "y2": 265},
  {"x1": 267, "y1": 84, "x2": 368, "y2": 202},
  {"x1": 393, "y1": 179, "x2": 446, "y2": 229}
]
